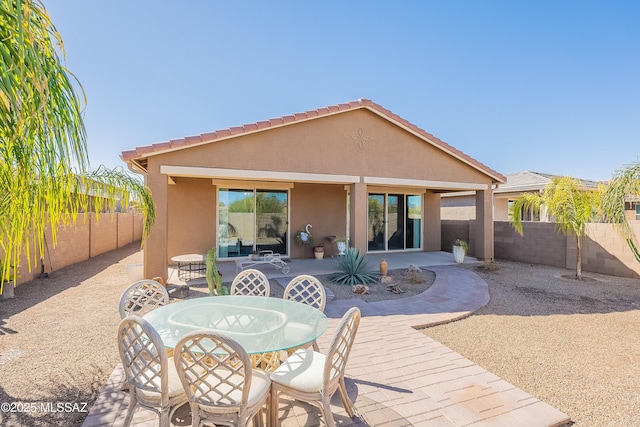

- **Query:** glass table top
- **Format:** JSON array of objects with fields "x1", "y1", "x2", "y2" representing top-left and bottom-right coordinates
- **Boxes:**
[{"x1": 143, "y1": 295, "x2": 329, "y2": 354}]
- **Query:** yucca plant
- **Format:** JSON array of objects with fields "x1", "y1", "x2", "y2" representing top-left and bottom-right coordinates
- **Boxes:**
[{"x1": 330, "y1": 247, "x2": 380, "y2": 286}]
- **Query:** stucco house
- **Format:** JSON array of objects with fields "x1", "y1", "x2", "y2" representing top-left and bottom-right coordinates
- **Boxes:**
[
  {"x1": 121, "y1": 99, "x2": 506, "y2": 280},
  {"x1": 442, "y1": 170, "x2": 602, "y2": 221}
]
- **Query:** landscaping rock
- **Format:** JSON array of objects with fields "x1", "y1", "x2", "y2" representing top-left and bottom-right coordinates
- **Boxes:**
[{"x1": 168, "y1": 284, "x2": 189, "y2": 299}]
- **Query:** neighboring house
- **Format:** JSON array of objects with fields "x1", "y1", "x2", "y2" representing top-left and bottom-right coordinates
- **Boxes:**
[
  {"x1": 122, "y1": 99, "x2": 506, "y2": 280},
  {"x1": 441, "y1": 171, "x2": 602, "y2": 221},
  {"x1": 625, "y1": 196, "x2": 640, "y2": 222}
]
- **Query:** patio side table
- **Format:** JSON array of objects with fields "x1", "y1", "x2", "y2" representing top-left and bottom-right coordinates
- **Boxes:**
[{"x1": 171, "y1": 253, "x2": 206, "y2": 281}]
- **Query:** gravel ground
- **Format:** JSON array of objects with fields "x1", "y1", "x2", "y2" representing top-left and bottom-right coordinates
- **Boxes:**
[
  {"x1": 422, "y1": 261, "x2": 640, "y2": 427},
  {"x1": 2, "y1": 247, "x2": 639, "y2": 427},
  {"x1": 0, "y1": 244, "x2": 140, "y2": 427},
  {"x1": 183, "y1": 267, "x2": 435, "y2": 302}
]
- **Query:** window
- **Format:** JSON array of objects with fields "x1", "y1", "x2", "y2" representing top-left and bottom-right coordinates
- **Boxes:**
[
  {"x1": 218, "y1": 188, "x2": 288, "y2": 258},
  {"x1": 367, "y1": 193, "x2": 422, "y2": 251}
]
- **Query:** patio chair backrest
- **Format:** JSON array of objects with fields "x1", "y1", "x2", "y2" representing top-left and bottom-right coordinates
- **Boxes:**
[
  {"x1": 174, "y1": 331, "x2": 252, "y2": 408},
  {"x1": 117, "y1": 316, "x2": 169, "y2": 403},
  {"x1": 119, "y1": 279, "x2": 170, "y2": 318},
  {"x1": 230, "y1": 269, "x2": 270, "y2": 297},
  {"x1": 324, "y1": 307, "x2": 361, "y2": 391},
  {"x1": 173, "y1": 331, "x2": 271, "y2": 426},
  {"x1": 283, "y1": 275, "x2": 326, "y2": 312}
]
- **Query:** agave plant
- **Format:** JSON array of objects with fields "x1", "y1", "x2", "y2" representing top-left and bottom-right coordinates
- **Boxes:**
[{"x1": 330, "y1": 247, "x2": 380, "y2": 286}]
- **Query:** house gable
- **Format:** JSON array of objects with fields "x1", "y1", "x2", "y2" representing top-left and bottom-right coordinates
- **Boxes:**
[{"x1": 123, "y1": 99, "x2": 505, "y2": 186}]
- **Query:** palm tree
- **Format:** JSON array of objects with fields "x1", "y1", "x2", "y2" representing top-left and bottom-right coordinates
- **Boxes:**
[
  {"x1": 509, "y1": 176, "x2": 602, "y2": 279},
  {"x1": 0, "y1": 0, "x2": 155, "y2": 292},
  {"x1": 600, "y1": 161, "x2": 640, "y2": 261}
]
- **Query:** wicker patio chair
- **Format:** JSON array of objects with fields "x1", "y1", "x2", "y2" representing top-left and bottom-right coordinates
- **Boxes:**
[
  {"x1": 173, "y1": 331, "x2": 271, "y2": 427},
  {"x1": 270, "y1": 307, "x2": 361, "y2": 427},
  {"x1": 230, "y1": 269, "x2": 270, "y2": 297},
  {"x1": 283, "y1": 275, "x2": 327, "y2": 351},
  {"x1": 117, "y1": 316, "x2": 187, "y2": 427},
  {"x1": 119, "y1": 279, "x2": 169, "y2": 319}
]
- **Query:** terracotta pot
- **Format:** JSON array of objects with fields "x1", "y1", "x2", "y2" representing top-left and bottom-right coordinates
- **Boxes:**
[{"x1": 380, "y1": 258, "x2": 388, "y2": 276}]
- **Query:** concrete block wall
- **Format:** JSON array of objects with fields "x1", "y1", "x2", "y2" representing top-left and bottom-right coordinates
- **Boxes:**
[
  {"x1": 90, "y1": 213, "x2": 118, "y2": 257},
  {"x1": 440, "y1": 220, "x2": 477, "y2": 258},
  {"x1": 45, "y1": 214, "x2": 91, "y2": 273},
  {"x1": 577, "y1": 223, "x2": 640, "y2": 278},
  {"x1": 444, "y1": 220, "x2": 640, "y2": 279},
  {"x1": 117, "y1": 213, "x2": 135, "y2": 247},
  {"x1": 441, "y1": 220, "x2": 470, "y2": 252},
  {"x1": 13, "y1": 212, "x2": 144, "y2": 285},
  {"x1": 494, "y1": 221, "x2": 567, "y2": 268}
]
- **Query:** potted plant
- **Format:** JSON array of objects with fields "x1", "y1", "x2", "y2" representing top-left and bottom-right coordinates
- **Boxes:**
[
  {"x1": 313, "y1": 245, "x2": 325, "y2": 260},
  {"x1": 335, "y1": 236, "x2": 347, "y2": 256},
  {"x1": 452, "y1": 239, "x2": 468, "y2": 263}
]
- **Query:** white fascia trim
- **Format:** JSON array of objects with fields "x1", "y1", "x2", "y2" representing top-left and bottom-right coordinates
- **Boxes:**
[
  {"x1": 363, "y1": 176, "x2": 490, "y2": 191},
  {"x1": 160, "y1": 165, "x2": 361, "y2": 184}
]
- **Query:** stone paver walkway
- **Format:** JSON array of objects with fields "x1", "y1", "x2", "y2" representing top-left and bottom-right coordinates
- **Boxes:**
[{"x1": 83, "y1": 254, "x2": 571, "y2": 426}]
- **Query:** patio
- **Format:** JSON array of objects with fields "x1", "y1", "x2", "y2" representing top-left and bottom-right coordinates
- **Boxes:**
[{"x1": 82, "y1": 251, "x2": 570, "y2": 426}]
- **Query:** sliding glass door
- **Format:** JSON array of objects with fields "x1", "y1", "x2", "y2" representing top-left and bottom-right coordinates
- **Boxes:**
[
  {"x1": 218, "y1": 188, "x2": 288, "y2": 258},
  {"x1": 367, "y1": 193, "x2": 422, "y2": 251},
  {"x1": 255, "y1": 191, "x2": 288, "y2": 254}
]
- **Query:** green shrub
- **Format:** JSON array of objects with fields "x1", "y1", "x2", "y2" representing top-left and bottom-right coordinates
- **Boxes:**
[{"x1": 330, "y1": 247, "x2": 380, "y2": 286}]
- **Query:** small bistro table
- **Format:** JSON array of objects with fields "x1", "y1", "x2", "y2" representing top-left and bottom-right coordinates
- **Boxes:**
[
  {"x1": 170, "y1": 253, "x2": 206, "y2": 281},
  {"x1": 143, "y1": 295, "x2": 329, "y2": 371}
]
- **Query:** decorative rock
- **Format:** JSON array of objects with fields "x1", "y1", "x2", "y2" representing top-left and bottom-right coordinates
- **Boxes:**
[
  {"x1": 386, "y1": 283, "x2": 405, "y2": 294},
  {"x1": 407, "y1": 264, "x2": 421, "y2": 273},
  {"x1": 381, "y1": 276, "x2": 394, "y2": 285},
  {"x1": 168, "y1": 284, "x2": 189, "y2": 299},
  {"x1": 352, "y1": 284, "x2": 370, "y2": 294}
]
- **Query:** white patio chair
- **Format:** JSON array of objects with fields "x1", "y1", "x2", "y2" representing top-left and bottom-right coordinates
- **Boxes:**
[
  {"x1": 270, "y1": 307, "x2": 361, "y2": 427},
  {"x1": 173, "y1": 331, "x2": 271, "y2": 427},
  {"x1": 119, "y1": 279, "x2": 169, "y2": 319},
  {"x1": 283, "y1": 275, "x2": 327, "y2": 351},
  {"x1": 117, "y1": 316, "x2": 187, "y2": 427},
  {"x1": 230, "y1": 269, "x2": 270, "y2": 297}
]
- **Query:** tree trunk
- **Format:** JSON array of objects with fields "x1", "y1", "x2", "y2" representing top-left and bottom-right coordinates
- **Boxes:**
[{"x1": 575, "y1": 236, "x2": 582, "y2": 279}]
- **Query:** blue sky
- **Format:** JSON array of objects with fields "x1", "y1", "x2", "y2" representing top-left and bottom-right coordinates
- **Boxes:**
[{"x1": 46, "y1": 1, "x2": 639, "y2": 181}]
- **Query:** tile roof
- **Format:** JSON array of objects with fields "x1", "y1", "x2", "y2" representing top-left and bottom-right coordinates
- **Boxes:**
[
  {"x1": 121, "y1": 98, "x2": 506, "y2": 183},
  {"x1": 496, "y1": 170, "x2": 602, "y2": 193}
]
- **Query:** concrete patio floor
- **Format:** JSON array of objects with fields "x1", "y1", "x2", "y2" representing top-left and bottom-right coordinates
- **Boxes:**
[{"x1": 83, "y1": 252, "x2": 571, "y2": 426}]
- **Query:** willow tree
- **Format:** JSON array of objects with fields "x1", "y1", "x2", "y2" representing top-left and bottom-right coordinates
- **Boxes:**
[
  {"x1": 509, "y1": 176, "x2": 602, "y2": 279},
  {"x1": 600, "y1": 162, "x2": 640, "y2": 261},
  {"x1": 0, "y1": 0, "x2": 155, "y2": 293}
]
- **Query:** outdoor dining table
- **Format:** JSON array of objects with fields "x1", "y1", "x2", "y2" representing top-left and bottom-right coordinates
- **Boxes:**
[{"x1": 143, "y1": 295, "x2": 329, "y2": 371}]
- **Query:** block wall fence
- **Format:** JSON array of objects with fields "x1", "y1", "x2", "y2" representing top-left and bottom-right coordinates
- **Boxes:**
[
  {"x1": 442, "y1": 220, "x2": 640, "y2": 279},
  {"x1": 13, "y1": 212, "x2": 144, "y2": 286}
]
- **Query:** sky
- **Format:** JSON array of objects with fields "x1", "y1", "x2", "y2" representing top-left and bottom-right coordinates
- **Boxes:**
[{"x1": 45, "y1": 1, "x2": 639, "y2": 182}]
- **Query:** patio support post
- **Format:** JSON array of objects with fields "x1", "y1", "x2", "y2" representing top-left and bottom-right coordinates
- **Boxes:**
[
  {"x1": 474, "y1": 187, "x2": 494, "y2": 261},
  {"x1": 349, "y1": 182, "x2": 368, "y2": 253},
  {"x1": 144, "y1": 167, "x2": 169, "y2": 281},
  {"x1": 423, "y1": 192, "x2": 441, "y2": 251}
]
